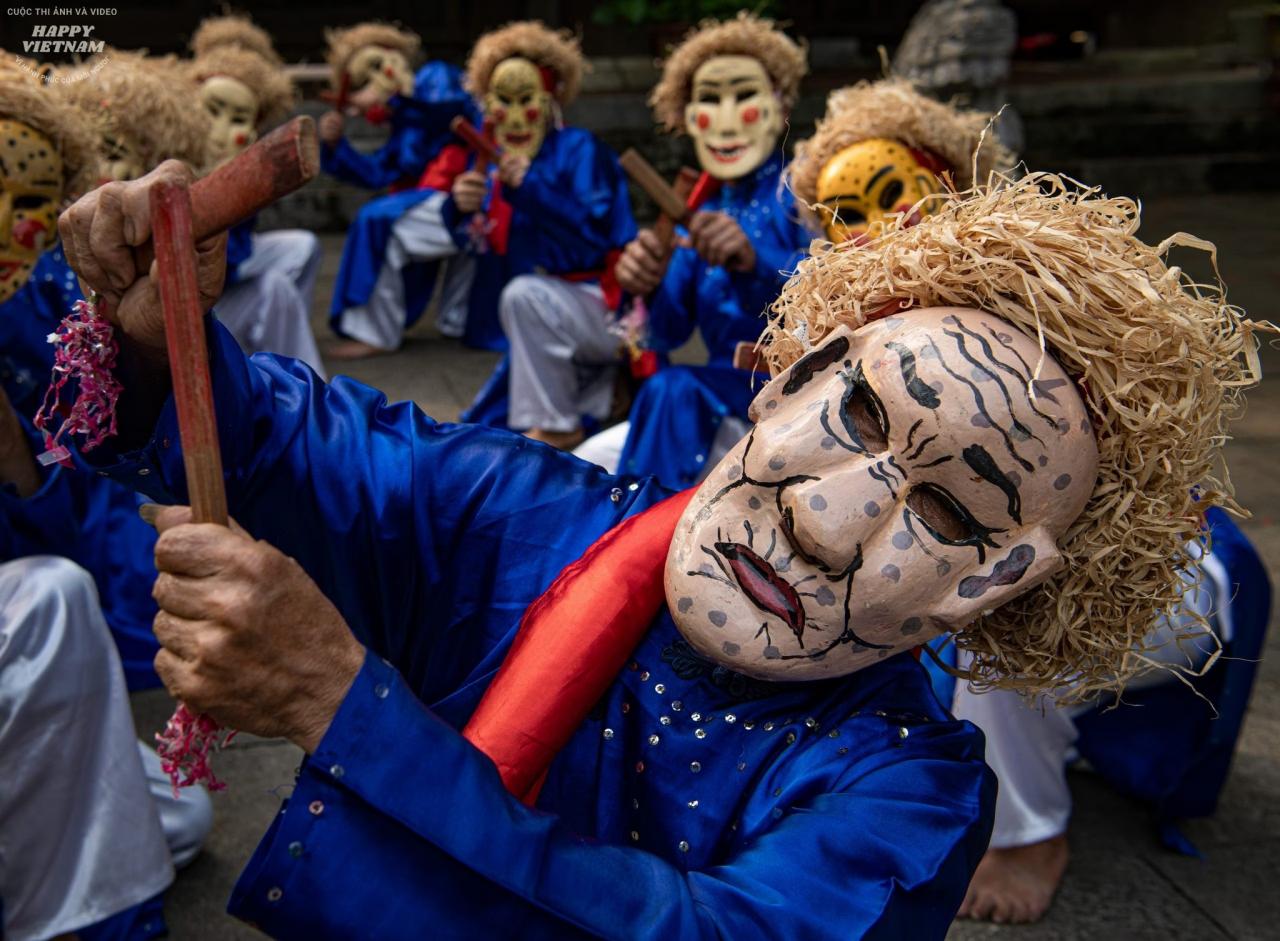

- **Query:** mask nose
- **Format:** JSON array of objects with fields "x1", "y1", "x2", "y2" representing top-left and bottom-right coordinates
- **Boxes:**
[
  {"x1": 715, "y1": 96, "x2": 739, "y2": 137},
  {"x1": 778, "y1": 462, "x2": 898, "y2": 575}
]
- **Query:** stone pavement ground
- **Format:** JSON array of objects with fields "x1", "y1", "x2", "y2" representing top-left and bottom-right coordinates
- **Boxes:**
[{"x1": 129, "y1": 192, "x2": 1280, "y2": 940}]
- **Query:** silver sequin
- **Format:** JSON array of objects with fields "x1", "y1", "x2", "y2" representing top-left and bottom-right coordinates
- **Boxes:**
[
  {"x1": 654, "y1": 683, "x2": 666, "y2": 694},
  {"x1": 603, "y1": 728, "x2": 614, "y2": 740},
  {"x1": 640, "y1": 671, "x2": 650, "y2": 681},
  {"x1": 785, "y1": 732, "x2": 796, "y2": 744},
  {"x1": 678, "y1": 841, "x2": 690, "y2": 853},
  {"x1": 694, "y1": 729, "x2": 706, "y2": 739},
  {"x1": 899, "y1": 727, "x2": 909, "y2": 739},
  {"x1": 660, "y1": 716, "x2": 672, "y2": 726},
  {"x1": 648, "y1": 734, "x2": 660, "y2": 746},
  {"x1": 688, "y1": 800, "x2": 699, "y2": 809},
  {"x1": 691, "y1": 712, "x2": 702, "y2": 722},
  {"x1": 724, "y1": 714, "x2": 737, "y2": 724},
  {"x1": 828, "y1": 729, "x2": 840, "y2": 739},
  {"x1": 743, "y1": 720, "x2": 755, "y2": 730},
  {"x1": 805, "y1": 717, "x2": 818, "y2": 729},
  {"x1": 690, "y1": 761, "x2": 702, "y2": 773},
  {"x1": 672, "y1": 701, "x2": 683, "y2": 711},
  {"x1": 763, "y1": 721, "x2": 775, "y2": 731},
  {"x1": 630, "y1": 831, "x2": 640, "y2": 841}
]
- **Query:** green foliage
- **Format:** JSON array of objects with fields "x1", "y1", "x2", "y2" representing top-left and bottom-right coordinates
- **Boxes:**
[{"x1": 592, "y1": 0, "x2": 778, "y2": 27}]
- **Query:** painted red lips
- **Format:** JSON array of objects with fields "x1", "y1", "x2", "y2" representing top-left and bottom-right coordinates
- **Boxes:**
[{"x1": 714, "y1": 541, "x2": 807, "y2": 645}]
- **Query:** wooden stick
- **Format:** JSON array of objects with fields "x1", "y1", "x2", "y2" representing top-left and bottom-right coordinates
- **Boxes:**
[
  {"x1": 652, "y1": 167, "x2": 699, "y2": 255},
  {"x1": 619, "y1": 148, "x2": 688, "y2": 221},
  {"x1": 149, "y1": 181, "x2": 228, "y2": 527},
  {"x1": 451, "y1": 116, "x2": 502, "y2": 163}
]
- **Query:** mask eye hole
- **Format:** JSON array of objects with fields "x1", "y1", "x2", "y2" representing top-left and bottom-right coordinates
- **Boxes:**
[
  {"x1": 878, "y1": 178, "x2": 904, "y2": 211},
  {"x1": 13, "y1": 195, "x2": 50, "y2": 211},
  {"x1": 906, "y1": 483, "x2": 981, "y2": 545},
  {"x1": 844, "y1": 383, "x2": 889, "y2": 452}
]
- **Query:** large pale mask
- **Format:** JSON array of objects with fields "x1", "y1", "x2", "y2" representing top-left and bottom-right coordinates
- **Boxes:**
[
  {"x1": 101, "y1": 130, "x2": 144, "y2": 183},
  {"x1": 684, "y1": 55, "x2": 783, "y2": 181},
  {"x1": 346, "y1": 45, "x2": 414, "y2": 103},
  {"x1": 816, "y1": 138, "x2": 945, "y2": 243},
  {"x1": 666, "y1": 307, "x2": 1099, "y2": 681},
  {"x1": 199, "y1": 75, "x2": 259, "y2": 167},
  {"x1": 484, "y1": 57, "x2": 551, "y2": 159},
  {"x1": 0, "y1": 119, "x2": 62, "y2": 304}
]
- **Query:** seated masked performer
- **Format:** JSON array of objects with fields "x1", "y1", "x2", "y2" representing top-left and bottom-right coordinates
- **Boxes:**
[
  {"x1": 575, "y1": 13, "x2": 812, "y2": 482},
  {"x1": 0, "y1": 62, "x2": 211, "y2": 941},
  {"x1": 61, "y1": 158, "x2": 1263, "y2": 939},
  {"x1": 369, "y1": 22, "x2": 634, "y2": 434},
  {"x1": 186, "y1": 17, "x2": 327, "y2": 377},
  {"x1": 320, "y1": 23, "x2": 481, "y2": 356}
]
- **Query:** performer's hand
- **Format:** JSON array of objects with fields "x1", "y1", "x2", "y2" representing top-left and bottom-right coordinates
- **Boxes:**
[
  {"x1": 0, "y1": 386, "x2": 39, "y2": 498},
  {"x1": 686, "y1": 211, "x2": 756, "y2": 272},
  {"x1": 58, "y1": 160, "x2": 226, "y2": 369},
  {"x1": 149, "y1": 505, "x2": 365, "y2": 754},
  {"x1": 498, "y1": 152, "x2": 530, "y2": 189},
  {"x1": 615, "y1": 230, "x2": 668, "y2": 297},
  {"x1": 452, "y1": 170, "x2": 487, "y2": 214},
  {"x1": 318, "y1": 110, "x2": 345, "y2": 145}
]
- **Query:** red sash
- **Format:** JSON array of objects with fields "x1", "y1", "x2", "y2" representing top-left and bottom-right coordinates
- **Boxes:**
[{"x1": 463, "y1": 488, "x2": 696, "y2": 803}]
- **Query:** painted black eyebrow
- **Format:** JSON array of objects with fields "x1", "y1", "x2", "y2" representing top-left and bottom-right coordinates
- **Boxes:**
[
  {"x1": 962, "y1": 443, "x2": 1022, "y2": 524},
  {"x1": 782, "y1": 335, "x2": 849, "y2": 396},
  {"x1": 886, "y1": 341, "x2": 939, "y2": 409},
  {"x1": 864, "y1": 165, "x2": 894, "y2": 195}
]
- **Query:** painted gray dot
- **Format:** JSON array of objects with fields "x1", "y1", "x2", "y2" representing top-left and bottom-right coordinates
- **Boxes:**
[
  {"x1": 677, "y1": 596, "x2": 694, "y2": 613},
  {"x1": 768, "y1": 456, "x2": 787, "y2": 471},
  {"x1": 942, "y1": 315, "x2": 959, "y2": 325},
  {"x1": 699, "y1": 563, "x2": 714, "y2": 575},
  {"x1": 809, "y1": 494, "x2": 828, "y2": 511},
  {"x1": 748, "y1": 496, "x2": 762, "y2": 510},
  {"x1": 864, "y1": 501, "x2": 881, "y2": 518},
  {"x1": 763, "y1": 645, "x2": 781, "y2": 659},
  {"x1": 901, "y1": 617, "x2": 923, "y2": 635},
  {"x1": 815, "y1": 586, "x2": 836, "y2": 606},
  {"x1": 722, "y1": 641, "x2": 740, "y2": 656},
  {"x1": 892, "y1": 531, "x2": 913, "y2": 550},
  {"x1": 930, "y1": 381, "x2": 944, "y2": 393},
  {"x1": 970, "y1": 414, "x2": 992, "y2": 428},
  {"x1": 726, "y1": 464, "x2": 742, "y2": 478},
  {"x1": 1056, "y1": 418, "x2": 1071, "y2": 435},
  {"x1": 970, "y1": 368, "x2": 993, "y2": 382},
  {"x1": 936, "y1": 560, "x2": 952, "y2": 577},
  {"x1": 765, "y1": 400, "x2": 778, "y2": 410},
  {"x1": 919, "y1": 345, "x2": 939, "y2": 359},
  {"x1": 1053, "y1": 473, "x2": 1073, "y2": 491},
  {"x1": 1007, "y1": 471, "x2": 1023, "y2": 487},
  {"x1": 881, "y1": 564, "x2": 901, "y2": 582},
  {"x1": 708, "y1": 610, "x2": 728, "y2": 627},
  {"x1": 1038, "y1": 454, "x2": 1049, "y2": 467},
  {"x1": 997, "y1": 332, "x2": 1013, "y2": 343},
  {"x1": 774, "y1": 557, "x2": 791, "y2": 573},
  {"x1": 1080, "y1": 417, "x2": 1091, "y2": 432},
  {"x1": 820, "y1": 436, "x2": 836, "y2": 451}
]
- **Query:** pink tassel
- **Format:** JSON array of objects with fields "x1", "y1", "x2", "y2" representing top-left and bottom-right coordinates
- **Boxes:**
[
  {"x1": 156, "y1": 703, "x2": 237, "y2": 794},
  {"x1": 33, "y1": 295, "x2": 122, "y2": 464}
]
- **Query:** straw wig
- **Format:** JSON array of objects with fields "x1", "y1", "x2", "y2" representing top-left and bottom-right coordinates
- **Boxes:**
[
  {"x1": 650, "y1": 12, "x2": 808, "y2": 133},
  {"x1": 0, "y1": 54, "x2": 97, "y2": 197},
  {"x1": 190, "y1": 13, "x2": 283, "y2": 67},
  {"x1": 465, "y1": 21, "x2": 585, "y2": 106},
  {"x1": 786, "y1": 79, "x2": 1016, "y2": 214},
  {"x1": 761, "y1": 173, "x2": 1268, "y2": 700},
  {"x1": 186, "y1": 47, "x2": 296, "y2": 129},
  {"x1": 325, "y1": 22, "x2": 420, "y2": 87},
  {"x1": 56, "y1": 50, "x2": 210, "y2": 172}
]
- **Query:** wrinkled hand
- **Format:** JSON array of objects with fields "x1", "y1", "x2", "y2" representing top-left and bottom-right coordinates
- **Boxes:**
[
  {"x1": 149, "y1": 505, "x2": 365, "y2": 754},
  {"x1": 0, "y1": 386, "x2": 38, "y2": 498},
  {"x1": 318, "y1": 110, "x2": 345, "y2": 145},
  {"x1": 451, "y1": 170, "x2": 487, "y2": 214},
  {"x1": 58, "y1": 160, "x2": 226, "y2": 369},
  {"x1": 615, "y1": 230, "x2": 668, "y2": 297},
  {"x1": 498, "y1": 152, "x2": 530, "y2": 189},
  {"x1": 686, "y1": 211, "x2": 756, "y2": 272}
]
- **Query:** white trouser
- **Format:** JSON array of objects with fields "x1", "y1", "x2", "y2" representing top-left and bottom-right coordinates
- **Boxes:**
[
  {"x1": 573, "y1": 415, "x2": 751, "y2": 479},
  {"x1": 338, "y1": 193, "x2": 476, "y2": 350},
  {"x1": 952, "y1": 561, "x2": 1222, "y2": 849},
  {"x1": 217, "y1": 230, "x2": 327, "y2": 379},
  {"x1": 0, "y1": 558, "x2": 178, "y2": 941},
  {"x1": 500, "y1": 275, "x2": 620, "y2": 432}
]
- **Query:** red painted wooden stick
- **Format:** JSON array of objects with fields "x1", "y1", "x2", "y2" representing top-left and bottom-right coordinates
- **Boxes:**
[
  {"x1": 451, "y1": 116, "x2": 502, "y2": 164},
  {"x1": 149, "y1": 181, "x2": 227, "y2": 527}
]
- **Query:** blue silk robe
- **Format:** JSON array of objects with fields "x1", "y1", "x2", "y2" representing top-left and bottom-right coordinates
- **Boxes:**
[
  {"x1": 615, "y1": 155, "x2": 811, "y2": 487},
  {"x1": 92, "y1": 321, "x2": 994, "y2": 939},
  {"x1": 0, "y1": 246, "x2": 161, "y2": 689},
  {"x1": 325, "y1": 63, "x2": 483, "y2": 346}
]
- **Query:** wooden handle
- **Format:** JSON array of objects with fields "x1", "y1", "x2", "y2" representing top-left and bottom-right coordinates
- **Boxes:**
[
  {"x1": 451, "y1": 116, "x2": 502, "y2": 163},
  {"x1": 652, "y1": 167, "x2": 700, "y2": 253},
  {"x1": 150, "y1": 181, "x2": 228, "y2": 527},
  {"x1": 619, "y1": 149, "x2": 689, "y2": 221}
]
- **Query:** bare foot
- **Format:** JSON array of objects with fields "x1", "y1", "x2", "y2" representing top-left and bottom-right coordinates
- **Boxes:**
[
  {"x1": 524, "y1": 427, "x2": 586, "y2": 450},
  {"x1": 327, "y1": 339, "x2": 395, "y2": 360},
  {"x1": 957, "y1": 833, "x2": 1068, "y2": 924}
]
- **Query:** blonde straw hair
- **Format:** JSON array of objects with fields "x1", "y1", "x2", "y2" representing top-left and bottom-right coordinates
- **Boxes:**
[
  {"x1": 0, "y1": 54, "x2": 97, "y2": 197},
  {"x1": 324, "y1": 22, "x2": 420, "y2": 87},
  {"x1": 465, "y1": 21, "x2": 585, "y2": 106}
]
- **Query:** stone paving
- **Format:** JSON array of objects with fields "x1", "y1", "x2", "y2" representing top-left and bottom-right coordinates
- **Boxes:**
[{"x1": 130, "y1": 192, "x2": 1280, "y2": 939}]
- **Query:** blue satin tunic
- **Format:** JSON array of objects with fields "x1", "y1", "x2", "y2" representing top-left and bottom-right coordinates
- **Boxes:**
[{"x1": 92, "y1": 323, "x2": 994, "y2": 939}]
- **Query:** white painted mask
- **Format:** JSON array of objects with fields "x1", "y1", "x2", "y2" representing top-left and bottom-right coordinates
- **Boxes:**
[
  {"x1": 200, "y1": 74, "x2": 259, "y2": 166},
  {"x1": 346, "y1": 45, "x2": 414, "y2": 103},
  {"x1": 484, "y1": 57, "x2": 552, "y2": 159},
  {"x1": 666, "y1": 307, "x2": 1099, "y2": 681},
  {"x1": 683, "y1": 54, "x2": 782, "y2": 181}
]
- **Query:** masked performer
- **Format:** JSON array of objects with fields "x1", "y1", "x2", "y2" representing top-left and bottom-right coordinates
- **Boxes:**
[
  {"x1": 319, "y1": 22, "x2": 479, "y2": 355},
  {"x1": 187, "y1": 16, "x2": 326, "y2": 376},
  {"x1": 62, "y1": 151, "x2": 1263, "y2": 938},
  {"x1": 576, "y1": 13, "x2": 811, "y2": 481},
  {"x1": 0, "y1": 59, "x2": 210, "y2": 941}
]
